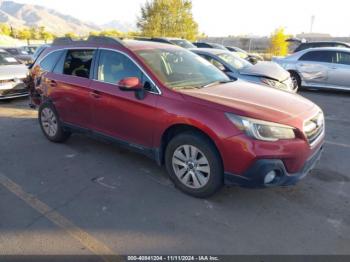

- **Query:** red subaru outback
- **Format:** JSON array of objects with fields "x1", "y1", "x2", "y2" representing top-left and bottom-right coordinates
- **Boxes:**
[{"x1": 30, "y1": 36, "x2": 324, "y2": 197}]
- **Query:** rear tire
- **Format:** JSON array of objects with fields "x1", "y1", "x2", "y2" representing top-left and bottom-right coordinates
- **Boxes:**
[
  {"x1": 39, "y1": 102, "x2": 71, "y2": 143},
  {"x1": 165, "y1": 131, "x2": 223, "y2": 198},
  {"x1": 289, "y1": 71, "x2": 301, "y2": 91}
]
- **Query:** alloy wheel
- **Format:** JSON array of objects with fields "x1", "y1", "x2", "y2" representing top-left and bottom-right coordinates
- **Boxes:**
[
  {"x1": 172, "y1": 145, "x2": 210, "y2": 189},
  {"x1": 41, "y1": 108, "x2": 58, "y2": 137}
]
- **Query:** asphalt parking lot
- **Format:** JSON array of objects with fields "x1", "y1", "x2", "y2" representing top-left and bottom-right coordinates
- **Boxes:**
[{"x1": 0, "y1": 90, "x2": 349, "y2": 257}]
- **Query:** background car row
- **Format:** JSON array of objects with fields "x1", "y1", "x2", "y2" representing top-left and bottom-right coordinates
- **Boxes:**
[{"x1": 1, "y1": 37, "x2": 350, "y2": 101}]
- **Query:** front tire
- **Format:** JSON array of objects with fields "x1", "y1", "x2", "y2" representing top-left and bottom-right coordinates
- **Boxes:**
[
  {"x1": 165, "y1": 132, "x2": 223, "y2": 198},
  {"x1": 290, "y1": 71, "x2": 301, "y2": 92},
  {"x1": 39, "y1": 102, "x2": 71, "y2": 143}
]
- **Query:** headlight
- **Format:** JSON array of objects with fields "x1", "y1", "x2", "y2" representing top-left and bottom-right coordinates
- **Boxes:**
[
  {"x1": 260, "y1": 77, "x2": 278, "y2": 87},
  {"x1": 226, "y1": 113, "x2": 296, "y2": 141}
]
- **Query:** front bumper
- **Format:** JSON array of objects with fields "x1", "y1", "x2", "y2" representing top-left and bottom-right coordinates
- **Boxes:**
[
  {"x1": 224, "y1": 145, "x2": 323, "y2": 188},
  {"x1": 0, "y1": 83, "x2": 28, "y2": 100}
]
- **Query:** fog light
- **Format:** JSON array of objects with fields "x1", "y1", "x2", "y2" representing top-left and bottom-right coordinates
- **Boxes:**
[{"x1": 264, "y1": 171, "x2": 277, "y2": 184}]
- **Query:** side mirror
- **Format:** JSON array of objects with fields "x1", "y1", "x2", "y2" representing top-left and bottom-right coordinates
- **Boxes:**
[
  {"x1": 117, "y1": 77, "x2": 145, "y2": 100},
  {"x1": 117, "y1": 77, "x2": 142, "y2": 91}
]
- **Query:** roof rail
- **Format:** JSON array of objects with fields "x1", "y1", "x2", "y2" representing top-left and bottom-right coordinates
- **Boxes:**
[
  {"x1": 134, "y1": 37, "x2": 173, "y2": 45},
  {"x1": 52, "y1": 37, "x2": 74, "y2": 45},
  {"x1": 52, "y1": 36, "x2": 125, "y2": 48},
  {"x1": 87, "y1": 36, "x2": 124, "y2": 47}
]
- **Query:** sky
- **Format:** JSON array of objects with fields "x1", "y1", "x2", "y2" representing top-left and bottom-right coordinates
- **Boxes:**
[{"x1": 12, "y1": 0, "x2": 350, "y2": 37}]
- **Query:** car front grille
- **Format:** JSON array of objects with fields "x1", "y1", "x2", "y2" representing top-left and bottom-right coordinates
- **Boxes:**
[{"x1": 304, "y1": 111, "x2": 324, "y2": 145}]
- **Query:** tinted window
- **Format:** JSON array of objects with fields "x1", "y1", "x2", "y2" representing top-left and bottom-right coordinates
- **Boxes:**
[
  {"x1": 4, "y1": 48, "x2": 19, "y2": 55},
  {"x1": 194, "y1": 43, "x2": 210, "y2": 48},
  {"x1": 97, "y1": 50, "x2": 143, "y2": 84},
  {"x1": 336, "y1": 52, "x2": 350, "y2": 65},
  {"x1": 136, "y1": 48, "x2": 229, "y2": 89},
  {"x1": 199, "y1": 54, "x2": 227, "y2": 71},
  {"x1": 211, "y1": 43, "x2": 227, "y2": 50},
  {"x1": 40, "y1": 51, "x2": 63, "y2": 72},
  {"x1": 63, "y1": 49, "x2": 94, "y2": 78},
  {"x1": 33, "y1": 45, "x2": 48, "y2": 61},
  {"x1": 53, "y1": 50, "x2": 67, "y2": 73},
  {"x1": 0, "y1": 52, "x2": 20, "y2": 65},
  {"x1": 299, "y1": 51, "x2": 335, "y2": 63},
  {"x1": 170, "y1": 39, "x2": 196, "y2": 49}
]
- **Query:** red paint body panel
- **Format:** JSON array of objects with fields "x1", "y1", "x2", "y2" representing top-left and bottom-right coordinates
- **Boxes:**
[
  {"x1": 30, "y1": 40, "x2": 325, "y2": 181},
  {"x1": 89, "y1": 80, "x2": 159, "y2": 147}
]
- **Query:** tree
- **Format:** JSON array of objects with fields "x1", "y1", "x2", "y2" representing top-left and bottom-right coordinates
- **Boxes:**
[
  {"x1": 38, "y1": 26, "x2": 54, "y2": 43},
  {"x1": 0, "y1": 23, "x2": 11, "y2": 36},
  {"x1": 29, "y1": 27, "x2": 40, "y2": 40},
  {"x1": 99, "y1": 30, "x2": 123, "y2": 37},
  {"x1": 137, "y1": 0, "x2": 199, "y2": 41},
  {"x1": 89, "y1": 31, "x2": 100, "y2": 37},
  {"x1": 17, "y1": 28, "x2": 32, "y2": 44},
  {"x1": 269, "y1": 27, "x2": 289, "y2": 56},
  {"x1": 64, "y1": 32, "x2": 78, "y2": 39}
]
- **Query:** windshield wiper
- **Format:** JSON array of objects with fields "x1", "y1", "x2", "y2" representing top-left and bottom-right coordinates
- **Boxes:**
[{"x1": 202, "y1": 80, "x2": 234, "y2": 88}]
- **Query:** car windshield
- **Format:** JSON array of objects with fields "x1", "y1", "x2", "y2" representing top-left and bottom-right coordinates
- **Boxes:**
[
  {"x1": 217, "y1": 52, "x2": 251, "y2": 70},
  {"x1": 0, "y1": 52, "x2": 20, "y2": 65},
  {"x1": 211, "y1": 43, "x2": 228, "y2": 50},
  {"x1": 136, "y1": 48, "x2": 230, "y2": 89},
  {"x1": 5, "y1": 48, "x2": 28, "y2": 55},
  {"x1": 170, "y1": 39, "x2": 196, "y2": 49},
  {"x1": 233, "y1": 47, "x2": 247, "y2": 54},
  {"x1": 23, "y1": 46, "x2": 37, "y2": 55}
]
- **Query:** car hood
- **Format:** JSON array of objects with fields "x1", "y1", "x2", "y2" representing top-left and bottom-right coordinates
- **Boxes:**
[
  {"x1": 0, "y1": 64, "x2": 28, "y2": 80},
  {"x1": 178, "y1": 80, "x2": 318, "y2": 125},
  {"x1": 239, "y1": 61, "x2": 290, "y2": 82}
]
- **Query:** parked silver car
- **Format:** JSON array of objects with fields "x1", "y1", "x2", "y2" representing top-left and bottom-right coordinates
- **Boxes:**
[
  {"x1": 0, "y1": 49, "x2": 28, "y2": 100},
  {"x1": 273, "y1": 47, "x2": 350, "y2": 91},
  {"x1": 192, "y1": 48, "x2": 297, "y2": 92},
  {"x1": 2, "y1": 47, "x2": 33, "y2": 65}
]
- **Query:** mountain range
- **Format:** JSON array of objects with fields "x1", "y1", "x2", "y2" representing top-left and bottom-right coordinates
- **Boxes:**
[{"x1": 0, "y1": 0, "x2": 136, "y2": 35}]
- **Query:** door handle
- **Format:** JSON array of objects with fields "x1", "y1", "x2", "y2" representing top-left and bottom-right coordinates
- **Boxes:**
[{"x1": 90, "y1": 90, "x2": 102, "y2": 99}]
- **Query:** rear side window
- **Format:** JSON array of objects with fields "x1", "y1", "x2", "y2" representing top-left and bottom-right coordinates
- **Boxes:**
[
  {"x1": 63, "y1": 49, "x2": 95, "y2": 78},
  {"x1": 336, "y1": 52, "x2": 350, "y2": 65},
  {"x1": 299, "y1": 51, "x2": 335, "y2": 63},
  {"x1": 53, "y1": 50, "x2": 67, "y2": 73},
  {"x1": 40, "y1": 51, "x2": 64, "y2": 72}
]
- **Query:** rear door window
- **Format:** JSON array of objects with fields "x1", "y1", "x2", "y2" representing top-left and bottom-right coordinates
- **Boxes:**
[
  {"x1": 63, "y1": 49, "x2": 95, "y2": 79},
  {"x1": 40, "y1": 50, "x2": 64, "y2": 72},
  {"x1": 299, "y1": 51, "x2": 336, "y2": 63},
  {"x1": 335, "y1": 51, "x2": 350, "y2": 65}
]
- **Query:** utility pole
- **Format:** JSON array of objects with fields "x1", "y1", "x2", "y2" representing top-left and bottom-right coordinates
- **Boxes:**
[{"x1": 310, "y1": 15, "x2": 315, "y2": 33}]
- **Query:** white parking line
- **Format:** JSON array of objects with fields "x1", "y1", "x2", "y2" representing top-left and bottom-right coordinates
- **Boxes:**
[
  {"x1": 325, "y1": 141, "x2": 350, "y2": 149},
  {"x1": 0, "y1": 172, "x2": 119, "y2": 262}
]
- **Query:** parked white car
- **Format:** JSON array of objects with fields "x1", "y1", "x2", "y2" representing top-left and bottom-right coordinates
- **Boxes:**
[
  {"x1": 0, "y1": 49, "x2": 28, "y2": 100},
  {"x1": 273, "y1": 47, "x2": 350, "y2": 91}
]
